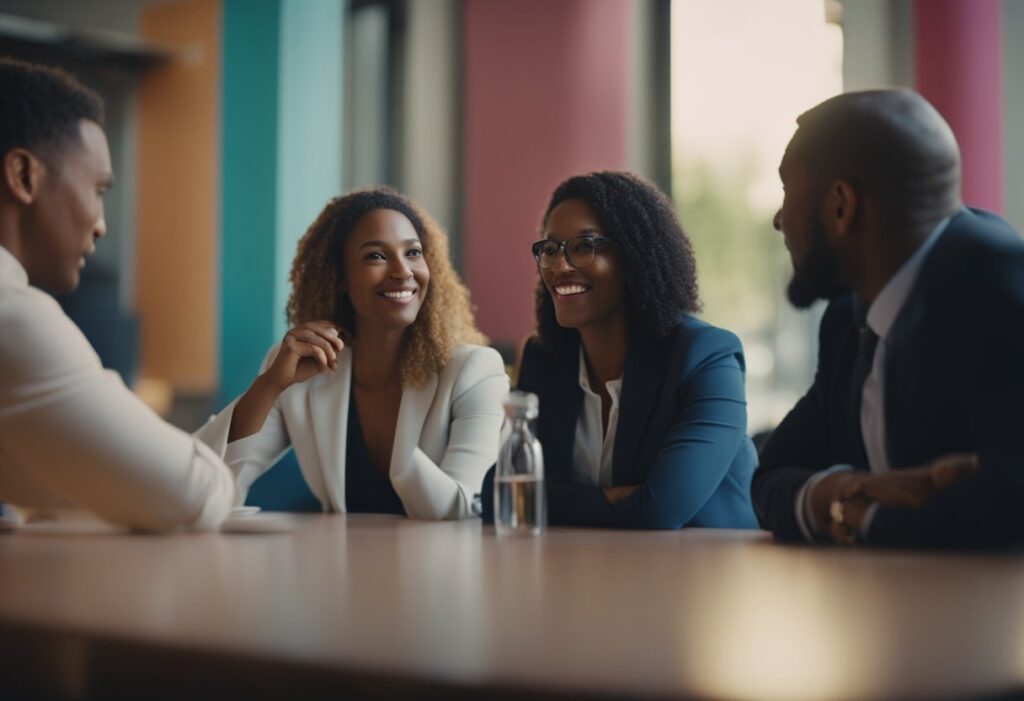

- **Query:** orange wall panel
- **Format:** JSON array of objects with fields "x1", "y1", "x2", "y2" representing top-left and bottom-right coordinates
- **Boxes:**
[{"x1": 137, "y1": 0, "x2": 220, "y2": 393}]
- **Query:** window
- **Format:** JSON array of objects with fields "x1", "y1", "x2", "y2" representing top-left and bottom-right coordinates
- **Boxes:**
[
  {"x1": 345, "y1": 0, "x2": 404, "y2": 190},
  {"x1": 670, "y1": 0, "x2": 843, "y2": 432}
]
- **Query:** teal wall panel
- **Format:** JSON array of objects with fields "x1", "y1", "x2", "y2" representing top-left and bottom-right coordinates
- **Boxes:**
[
  {"x1": 220, "y1": 0, "x2": 281, "y2": 403},
  {"x1": 275, "y1": 0, "x2": 345, "y2": 340},
  {"x1": 220, "y1": 0, "x2": 345, "y2": 406}
]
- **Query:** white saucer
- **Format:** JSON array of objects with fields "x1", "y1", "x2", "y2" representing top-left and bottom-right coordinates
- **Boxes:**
[{"x1": 221, "y1": 514, "x2": 292, "y2": 534}]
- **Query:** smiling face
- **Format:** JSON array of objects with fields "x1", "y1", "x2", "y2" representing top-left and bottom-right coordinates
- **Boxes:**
[
  {"x1": 539, "y1": 198, "x2": 625, "y2": 332},
  {"x1": 20, "y1": 119, "x2": 112, "y2": 292},
  {"x1": 341, "y1": 208, "x2": 430, "y2": 333}
]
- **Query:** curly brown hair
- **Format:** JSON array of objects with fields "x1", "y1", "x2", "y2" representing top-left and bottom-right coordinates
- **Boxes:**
[{"x1": 286, "y1": 187, "x2": 486, "y2": 387}]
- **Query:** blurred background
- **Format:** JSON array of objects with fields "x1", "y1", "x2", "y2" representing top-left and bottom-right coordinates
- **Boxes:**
[{"x1": 0, "y1": 0, "x2": 1015, "y2": 439}]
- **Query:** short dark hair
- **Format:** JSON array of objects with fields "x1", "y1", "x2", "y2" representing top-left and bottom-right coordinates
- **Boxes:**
[
  {"x1": 0, "y1": 57, "x2": 105, "y2": 162},
  {"x1": 535, "y1": 171, "x2": 701, "y2": 351},
  {"x1": 790, "y1": 89, "x2": 961, "y2": 229}
]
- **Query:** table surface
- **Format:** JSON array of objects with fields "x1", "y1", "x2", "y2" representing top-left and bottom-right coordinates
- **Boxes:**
[{"x1": 1, "y1": 514, "x2": 1023, "y2": 700}]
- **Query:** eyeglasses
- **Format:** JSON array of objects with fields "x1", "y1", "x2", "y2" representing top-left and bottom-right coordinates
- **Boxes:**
[{"x1": 530, "y1": 235, "x2": 614, "y2": 270}]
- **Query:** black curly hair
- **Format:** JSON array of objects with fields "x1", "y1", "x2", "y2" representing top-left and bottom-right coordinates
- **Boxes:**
[
  {"x1": 0, "y1": 57, "x2": 104, "y2": 163},
  {"x1": 535, "y1": 171, "x2": 701, "y2": 351}
]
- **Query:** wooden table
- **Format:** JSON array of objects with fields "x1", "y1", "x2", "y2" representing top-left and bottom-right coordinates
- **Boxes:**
[{"x1": 1, "y1": 514, "x2": 1023, "y2": 700}]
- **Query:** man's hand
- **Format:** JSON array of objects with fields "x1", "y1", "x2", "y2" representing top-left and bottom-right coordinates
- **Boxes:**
[
  {"x1": 838, "y1": 452, "x2": 980, "y2": 508},
  {"x1": 929, "y1": 452, "x2": 981, "y2": 489},
  {"x1": 810, "y1": 453, "x2": 979, "y2": 543},
  {"x1": 808, "y1": 471, "x2": 868, "y2": 535}
]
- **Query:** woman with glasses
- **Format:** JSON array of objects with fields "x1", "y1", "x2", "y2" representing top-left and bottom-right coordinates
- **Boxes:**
[
  {"x1": 197, "y1": 188, "x2": 508, "y2": 519},
  {"x1": 484, "y1": 171, "x2": 758, "y2": 529}
]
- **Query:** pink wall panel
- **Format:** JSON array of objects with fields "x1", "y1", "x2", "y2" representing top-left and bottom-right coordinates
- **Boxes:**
[
  {"x1": 463, "y1": 0, "x2": 631, "y2": 345},
  {"x1": 915, "y1": 0, "x2": 1003, "y2": 213}
]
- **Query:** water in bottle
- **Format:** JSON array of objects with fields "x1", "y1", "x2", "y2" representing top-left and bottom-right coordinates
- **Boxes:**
[{"x1": 495, "y1": 391, "x2": 546, "y2": 536}]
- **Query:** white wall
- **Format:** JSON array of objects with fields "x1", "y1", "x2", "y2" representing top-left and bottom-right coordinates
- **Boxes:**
[
  {"x1": 0, "y1": 0, "x2": 141, "y2": 33},
  {"x1": 840, "y1": 0, "x2": 912, "y2": 91},
  {"x1": 399, "y1": 0, "x2": 461, "y2": 262}
]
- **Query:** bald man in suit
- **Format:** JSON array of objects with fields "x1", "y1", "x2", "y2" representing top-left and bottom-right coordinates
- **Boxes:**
[{"x1": 753, "y1": 89, "x2": 1024, "y2": 548}]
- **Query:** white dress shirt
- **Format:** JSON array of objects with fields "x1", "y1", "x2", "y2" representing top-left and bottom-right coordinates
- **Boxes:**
[
  {"x1": 571, "y1": 346, "x2": 623, "y2": 487},
  {"x1": 0, "y1": 244, "x2": 235, "y2": 530},
  {"x1": 796, "y1": 216, "x2": 950, "y2": 540},
  {"x1": 860, "y1": 218, "x2": 947, "y2": 473}
]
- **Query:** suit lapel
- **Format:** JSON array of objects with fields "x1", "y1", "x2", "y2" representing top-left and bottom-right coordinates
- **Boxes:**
[
  {"x1": 548, "y1": 351, "x2": 582, "y2": 485},
  {"x1": 882, "y1": 294, "x2": 922, "y2": 468},
  {"x1": 613, "y1": 333, "x2": 671, "y2": 485},
  {"x1": 881, "y1": 211, "x2": 964, "y2": 468},
  {"x1": 309, "y1": 348, "x2": 353, "y2": 511},
  {"x1": 389, "y1": 373, "x2": 438, "y2": 478},
  {"x1": 524, "y1": 342, "x2": 581, "y2": 485}
]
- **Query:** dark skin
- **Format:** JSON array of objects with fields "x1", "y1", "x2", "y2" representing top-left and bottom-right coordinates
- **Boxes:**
[
  {"x1": 229, "y1": 209, "x2": 430, "y2": 477},
  {"x1": 774, "y1": 142, "x2": 974, "y2": 541},
  {"x1": 825, "y1": 453, "x2": 979, "y2": 542},
  {"x1": 539, "y1": 199, "x2": 637, "y2": 503},
  {"x1": 0, "y1": 119, "x2": 113, "y2": 293}
]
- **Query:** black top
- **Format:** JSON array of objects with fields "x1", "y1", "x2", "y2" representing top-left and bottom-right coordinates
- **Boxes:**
[{"x1": 345, "y1": 389, "x2": 406, "y2": 516}]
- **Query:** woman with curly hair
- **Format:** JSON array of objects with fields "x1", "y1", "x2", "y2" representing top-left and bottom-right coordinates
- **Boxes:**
[
  {"x1": 197, "y1": 188, "x2": 508, "y2": 519},
  {"x1": 484, "y1": 171, "x2": 758, "y2": 529}
]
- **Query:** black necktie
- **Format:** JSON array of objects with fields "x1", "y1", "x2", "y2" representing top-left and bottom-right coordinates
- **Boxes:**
[{"x1": 848, "y1": 324, "x2": 879, "y2": 469}]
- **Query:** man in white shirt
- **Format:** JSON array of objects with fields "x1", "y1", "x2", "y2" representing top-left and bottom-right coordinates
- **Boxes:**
[
  {"x1": 0, "y1": 57, "x2": 234, "y2": 530},
  {"x1": 753, "y1": 89, "x2": 1024, "y2": 548}
]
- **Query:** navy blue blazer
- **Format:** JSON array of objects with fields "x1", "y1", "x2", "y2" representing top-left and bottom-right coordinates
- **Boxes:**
[
  {"x1": 484, "y1": 315, "x2": 759, "y2": 529},
  {"x1": 754, "y1": 208, "x2": 1024, "y2": 548}
]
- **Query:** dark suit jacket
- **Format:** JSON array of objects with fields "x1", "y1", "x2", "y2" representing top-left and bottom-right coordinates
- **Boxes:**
[
  {"x1": 484, "y1": 315, "x2": 758, "y2": 529},
  {"x1": 753, "y1": 208, "x2": 1024, "y2": 548}
]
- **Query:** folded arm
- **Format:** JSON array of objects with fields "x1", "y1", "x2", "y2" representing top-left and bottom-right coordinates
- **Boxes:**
[{"x1": 547, "y1": 350, "x2": 751, "y2": 529}]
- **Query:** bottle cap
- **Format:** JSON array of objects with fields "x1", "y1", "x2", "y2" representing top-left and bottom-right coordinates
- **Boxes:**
[{"x1": 504, "y1": 390, "x2": 539, "y2": 418}]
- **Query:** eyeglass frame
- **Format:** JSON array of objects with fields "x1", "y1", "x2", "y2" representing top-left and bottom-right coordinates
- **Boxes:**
[{"x1": 530, "y1": 234, "x2": 615, "y2": 270}]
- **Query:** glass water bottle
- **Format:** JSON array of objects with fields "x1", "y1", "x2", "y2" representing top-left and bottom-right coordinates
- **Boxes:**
[{"x1": 494, "y1": 391, "x2": 546, "y2": 536}]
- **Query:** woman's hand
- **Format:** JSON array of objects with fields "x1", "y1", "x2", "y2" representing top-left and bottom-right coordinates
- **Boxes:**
[
  {"x1": 262, "y1": 322, "x2": 345, "y2": 391},
  {"x1": 604, "y1": 485, "x2": 639, "y2": 503},
  {"x1": 228, "y1": 322, "x2": 345, "y2": 443}
]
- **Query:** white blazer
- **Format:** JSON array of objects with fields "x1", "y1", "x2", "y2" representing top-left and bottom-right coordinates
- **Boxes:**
[{"x1": 196, "y1": 343, "x2": 508, "y2": 520}]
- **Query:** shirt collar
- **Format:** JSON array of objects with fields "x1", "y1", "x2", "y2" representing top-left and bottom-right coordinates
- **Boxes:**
[
  {"x1": 0, "y1": 243, "x2": 29, "y2": 288},
  {"x1": 866, "y1": 214, "x2": 952, "y2": 340}
]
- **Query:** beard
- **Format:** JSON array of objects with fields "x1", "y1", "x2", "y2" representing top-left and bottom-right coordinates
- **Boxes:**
[{"x1": 786, "y1": 214, "x2": 845, "y2": 308}]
